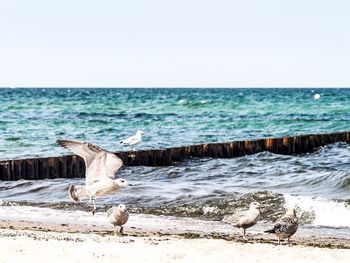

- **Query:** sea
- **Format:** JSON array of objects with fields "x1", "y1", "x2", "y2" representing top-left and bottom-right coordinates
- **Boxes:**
[{"x1": 0, "y1": 88, "x2": 349, "y2": 237}]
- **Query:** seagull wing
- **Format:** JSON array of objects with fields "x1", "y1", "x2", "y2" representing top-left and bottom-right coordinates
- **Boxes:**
[
  {"x1": 57, "y1": 140, "x2": 102, "y2": 166},
  {"x1": 272, "y1": 215, "x2": 298, "y2": 234},
  {"x1": 121, "y1": 134, "x2": 137, "y2": 144},
  {"x1": 107, "y1": 207, "x2": 115, "y2": 217},
  {"x1": 57, "y1": 140, "x2": 123, "y2": 184}
]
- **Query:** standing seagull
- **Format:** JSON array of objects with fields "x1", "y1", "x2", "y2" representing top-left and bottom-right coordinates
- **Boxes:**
[
  {"x1": 264, "y1": 208, "x2": 300, "y2": 245},
  {"x1": 222, "y1": 202, "x2": 261, "y2": 240},
  {"x1": 57, "y1": 140, "x2": 131, "y2": 215},
  {"x1": 120, "y1": 130, "x2": 145, "y2": 151},
  {"x1": 107, "y1": 204, "x2": 129, "y2": 236}
]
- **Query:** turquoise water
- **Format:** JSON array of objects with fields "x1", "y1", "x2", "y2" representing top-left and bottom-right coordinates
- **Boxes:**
[
  {"x1": 0, "y1": 88, "x2": 350, "y2": 236},
  {"x1": 0, "y1": 88, "x2": 349, "y2": 159}
]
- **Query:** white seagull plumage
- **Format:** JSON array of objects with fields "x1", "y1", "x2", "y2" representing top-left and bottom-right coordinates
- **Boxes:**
[
  {"x1": 107, "y1": 204, "x2": 129, "y2": 236},
  {"x1": 222, "y1": 202, "x2": 261, "y2": 240},
  {"x1": 120, "y1": 130, "x2": 144, "y2": 147},
  {"x1": 57, "y1": 139, "x2": 130, "y2": 215}
]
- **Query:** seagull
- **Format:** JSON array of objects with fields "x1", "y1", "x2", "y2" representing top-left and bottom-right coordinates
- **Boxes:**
[
  {"x1": 222, "y1": 202, "x2": 261, "y2": 240},
  {"x1": 120, "y1": 130, "x2": 145, "y2": 151},
  {"x1": 264, "y1": 208, "x2": 301, "y2": 246},
  {"x1": 107, "y1": 204, "x2": 129, "y2": 236},
  {"x1": 57, "y1": 139, "x2": 131, "y2": 215}
]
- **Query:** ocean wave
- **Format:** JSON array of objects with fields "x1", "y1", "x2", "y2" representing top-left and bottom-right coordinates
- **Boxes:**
[{"x1": 284, "y1": 194, "x2": 350, "y2": 227}]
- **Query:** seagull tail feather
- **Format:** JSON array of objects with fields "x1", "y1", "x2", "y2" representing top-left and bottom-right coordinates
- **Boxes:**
[{"x1": 68, "y1": 184, "x2": 88, "y2": 202}]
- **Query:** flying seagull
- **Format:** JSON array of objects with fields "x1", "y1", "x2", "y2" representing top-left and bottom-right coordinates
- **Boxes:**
[
  {"x1": 264, "y1": 208, "x2": 301, "y2": 245},
  {"x1": 107, "y1": 204, "x2": 129, "y2": 236},
  {"x1": 57, "y1": 139, "x2": 131, "y2": 215},
  {"x1": 222, "y1": 202, "x2": 261, "y2": 240}
]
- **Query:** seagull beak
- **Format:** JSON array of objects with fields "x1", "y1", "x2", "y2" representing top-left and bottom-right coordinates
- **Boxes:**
[{"x1": 128, "y1": 183, "x2": 133, "y2": 186}]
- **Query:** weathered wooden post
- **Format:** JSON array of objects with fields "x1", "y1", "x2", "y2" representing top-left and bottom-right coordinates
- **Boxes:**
[
  {"x1": 202, "y1": 144, "x2": 209, "y2": 157},
  {"x1": 222, "y1": 142, "x2": 231, "y2": 158},
  {"x1": 170, "y1": 147, "x2": 182, "y2": 162},
  {"x1": 282, "y1": 137, "x2": 291, "y2": 154},
  {"x1": 162, "y1": 148, "x2": 172, "y2": 165},
  {"x1": 0, "y1": 161, "x2": 11, "y2": 180},
  {"x1": 25, "y1": 159, "x2": 35, "y2": 180},
  {"x1": 11, "y1": 159, "x2": 23, "y2": 180},
  {"x1": 38, "y1": 158, "x2": 49, "y2": 179}
]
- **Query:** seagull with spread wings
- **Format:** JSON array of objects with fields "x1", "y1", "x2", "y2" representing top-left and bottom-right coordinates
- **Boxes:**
[{"x1": 57, "y1": 139, "x2": 131, "y2": 215}]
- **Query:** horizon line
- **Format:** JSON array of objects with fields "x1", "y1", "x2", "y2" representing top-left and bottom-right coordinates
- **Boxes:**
[{"x1": 1, "y1": 86, "x2": 350, "y2": 89}]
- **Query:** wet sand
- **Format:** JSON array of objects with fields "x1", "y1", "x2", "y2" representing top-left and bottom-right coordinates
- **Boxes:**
[
  {"x1": 0, "y1": 205, "x2": 349, "y2": 249},
  {"x1": 0, "y1": 206, "x2": 349, "y2": 262},
  {"x1": 0, "y1": 227, "x2": 349, "y2": 263}
]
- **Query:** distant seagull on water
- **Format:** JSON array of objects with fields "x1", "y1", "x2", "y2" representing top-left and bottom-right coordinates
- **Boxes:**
[
  {"x1": 222, "y1": 202, "x2": 261, "y2": 240},
  {"x1": 120, "y1": 130, "x2": 145, "y2": 151},
  {"x1": 264, "y1": 208, "x2": 302, "y2": 245},
  {"x1": 107, "y1": 204, "x2": 129, "y2": 236},
  {"x1": 57, "y1": 139, "x2": 131, "y2": 215}
]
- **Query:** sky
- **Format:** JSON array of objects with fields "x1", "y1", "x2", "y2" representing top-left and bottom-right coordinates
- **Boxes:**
[{"x1": 0, "y1": 0, "x2": 349, "y2": 87}]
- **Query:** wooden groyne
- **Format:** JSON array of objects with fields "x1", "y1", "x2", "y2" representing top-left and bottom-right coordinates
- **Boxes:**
[{"x1": 1, "y1": 131, "x2": 349, "y2": 181}]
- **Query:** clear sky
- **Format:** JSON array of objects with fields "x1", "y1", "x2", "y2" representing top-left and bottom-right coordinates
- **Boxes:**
[{"x1": 0, "y1": 0, "x2": 349, "y2": 87}]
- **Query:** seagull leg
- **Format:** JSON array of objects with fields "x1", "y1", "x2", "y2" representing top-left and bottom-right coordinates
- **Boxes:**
[
  {"x1": 243, "y1": 229, "x2": 247, "y2": 240},
  {"x1": 91, "y1": 198, "x2": 96, "y2": 215},
  {"x1": 288, "y1": 237, "x2": 291, "y2": 246},
  {"x1": 278, "y1": 237, "x2": 281, "y2": 245},
  {"x1": 113, "y1": 226, "x2": 117, "y2": 237},
  {"x1": 239, "y1": 228, "x2": 244, "y2": 239},
  {"x1": 119, "y1": 226, "x2": 124, "y2": 235},
  {"x1": 86, "y1": 195, "x2": 92, "y2": 205}
]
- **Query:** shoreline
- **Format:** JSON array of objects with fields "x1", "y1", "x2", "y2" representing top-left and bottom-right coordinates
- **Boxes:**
[
  {"x1": 0, "y1": 205, "x2": 349, "y2": 262},
  {"x1": 1, "y1": 213, "x2": 349, "y2": 249},
  {"x1": 0, "y1": 227, "x2": 349, "y2": 263}
]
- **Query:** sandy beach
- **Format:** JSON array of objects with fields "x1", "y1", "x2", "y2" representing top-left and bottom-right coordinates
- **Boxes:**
[
  {"x1": 0, "y1": 228, "x2": 349, "y2": 263},
  {"x1": 0, "y1": 205, "x2": 349, "y2": 263}
]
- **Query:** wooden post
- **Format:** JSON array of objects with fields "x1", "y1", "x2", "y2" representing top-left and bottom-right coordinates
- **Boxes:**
[
  {"x1": 202, "y1": 144, "x2": 209, "y2": 157},
  {"x1": 25, "y1": 159, "x2": 35, "y2": 180},
  {"x1": 207, "y1": 143, "x2": 218, "y2": 158},
  {"x1": 38, "y1": 158, "x2": 49, "y2": 179},
  {"x1": 193, "y1": 144, "x2": 204, "y2": 158},
  {"x1": 33, "y1": 159, "x2": 39, "y2": 180},
  {"x1": 57, "y1": 157, "x2": 67, "y2": 178},
  {"x1": 170, "y1": 147, "x2": 182, "y2": 162},
  {"x1": 48, "y1": 157, "x2": 58, "y2": 179},
  {"x1": 282, "y1": 137, "x2": 291, "y2": 154},
  {"x1": 64, "y1": 156, "x2": 72, "y2": 178},
  {"x1": 244, "y1": 141, "x2": 255, "y2": 155},
  {"x1": 222, "y1": 143, "x2": 231, "y2": 158},
  {"x1": 162, "y1": 148, "x2": 172, "y2": 165},
  {"x1": 0, "y1": 161, "x2": 11, "y2": 181},
  {"x1": 11, "y1": 160, "x2": 23, "y2": 180}
]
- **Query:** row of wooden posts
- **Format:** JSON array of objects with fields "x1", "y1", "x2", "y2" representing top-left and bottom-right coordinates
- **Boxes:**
[{"x1": 0, "y1": 131, "x2": 349, "y2": 181}]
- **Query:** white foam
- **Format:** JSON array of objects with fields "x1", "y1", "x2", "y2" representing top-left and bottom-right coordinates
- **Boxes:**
[
  {"x1": 202, "y1": 206, "x2": 217, "y2": 215},
  {"x1": 284, "y1": 194, "x2": 350, "y2": 227}
]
